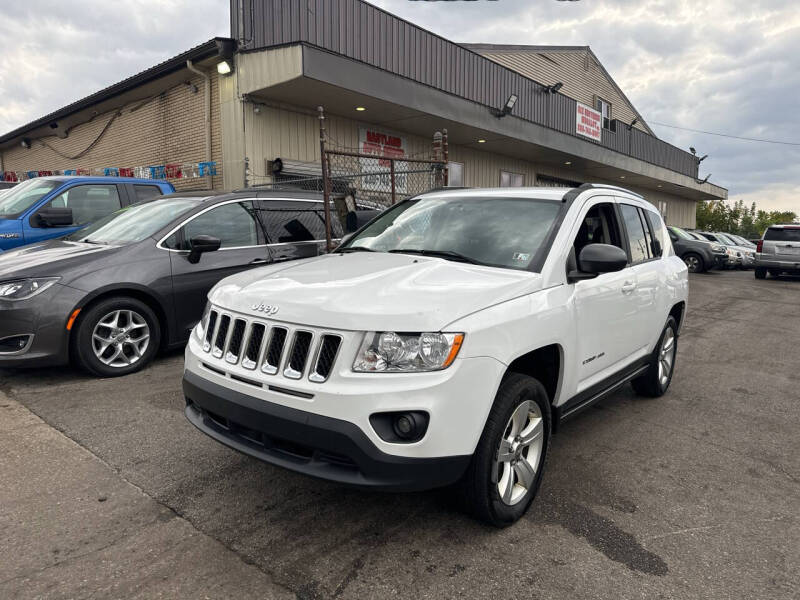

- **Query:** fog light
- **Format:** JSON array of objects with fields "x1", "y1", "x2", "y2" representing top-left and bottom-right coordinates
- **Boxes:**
[
  {"x1": 370, "y1": 411, "x2": 429, "y2": 443},
  {"x1": 393, "y1": 414, "x2": 416, "y2": 439}
]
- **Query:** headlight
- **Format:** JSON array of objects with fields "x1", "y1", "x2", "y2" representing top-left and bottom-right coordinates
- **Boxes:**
[
  {"x1": 195, "y1": 300, "x2": 211, "y2": 340},
  {"x1": 0, "y1": 277, "x2": 59, "y2": 301},
  {"x1": 353, "y1": 331, "x2": 464, "y2": 372},
  {"x1": 711, "y1": 243, "x2": 723, "y2": 252}
]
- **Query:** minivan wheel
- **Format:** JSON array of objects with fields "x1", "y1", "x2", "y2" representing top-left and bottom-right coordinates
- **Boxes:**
[
  {"x1": 632, "y1": 316, "x2": 678, "y2": 398},
  {"x1": 73, "y1": 297, "x2": 161, "y2": 377},
  {"x1": 459, "y1": 373, "x2": 551, "y2": 527},
  {"x1": 683, "y1": 253, "x2": 704, "y2": 273},
  {"x1": 754, "y1": 268, "x2": 767, "y2": 279}
]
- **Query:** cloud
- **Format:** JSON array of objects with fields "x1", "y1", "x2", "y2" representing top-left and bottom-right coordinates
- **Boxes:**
[{"x1": 1, "y1": 0, "x2": 798, "y2": 213}]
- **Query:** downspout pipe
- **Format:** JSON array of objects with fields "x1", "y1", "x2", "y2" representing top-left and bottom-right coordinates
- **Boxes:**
[{"x1": 186, "y1": 60, "x2": 212, "y2": 185}]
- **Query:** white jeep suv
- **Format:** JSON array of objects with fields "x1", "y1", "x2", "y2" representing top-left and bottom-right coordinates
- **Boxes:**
[{"x1": 183, "y1": 184, "x2": 687, "y2": 526}]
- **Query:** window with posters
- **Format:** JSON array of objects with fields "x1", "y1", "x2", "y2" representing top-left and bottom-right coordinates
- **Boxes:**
[{"x1": 359, "y1": 127, "x2": 408, "y2": 193}]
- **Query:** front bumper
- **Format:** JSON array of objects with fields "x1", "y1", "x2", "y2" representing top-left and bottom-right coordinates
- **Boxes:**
[
  {"x1": 183, "y1": 369, "x2": 471, "y2": 491},
  {"x1": 0, "y1": 284, "x2": 83, "y2": 368}
]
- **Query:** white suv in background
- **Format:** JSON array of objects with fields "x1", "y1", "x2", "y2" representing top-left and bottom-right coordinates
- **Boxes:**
[
  {"x1": 755, "y1": 224, "x2": 800, "y2": 278},
  {"x1": 183, "y1": 184, "x2": 688, "y2": 526}
]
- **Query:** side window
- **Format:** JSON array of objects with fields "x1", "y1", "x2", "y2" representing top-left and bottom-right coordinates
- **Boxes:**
[
  {"x1": 570, "y1": 201, "x2": 624, "y2": 269},
  {"x1": 620, "y1": 204, "x2": 650, "y2": 264},
  {"x1": 133, "y1": 185, "x2": 163, "y2": 203},
  {"x1": 644, "y1": 210, "x2": 665, "y2": 257},
  {"x1": 40, "y1": 184, "x2": 121, "y2": 226},
  {"x1": 180, "y1": 201, "x2": 261, "y2": 249},
  {"x1": 315, "y1": 210, "x2": 344, "y2": 239},
  {"x1": 259, "y1": 206, "x2": 328, "y2": 243}
]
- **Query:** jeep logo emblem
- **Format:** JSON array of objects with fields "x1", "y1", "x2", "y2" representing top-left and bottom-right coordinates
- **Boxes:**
[{"x1": 251, "y1": 303, "x2": 279, "y2": 315}]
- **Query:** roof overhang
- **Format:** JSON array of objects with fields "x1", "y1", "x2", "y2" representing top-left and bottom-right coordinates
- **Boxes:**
[{"x1": 240, "y1": 45, "x2": 726, "y2": 202}]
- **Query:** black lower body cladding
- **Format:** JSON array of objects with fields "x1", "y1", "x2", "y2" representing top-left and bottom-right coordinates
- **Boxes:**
[{"x1": 183, "y1": 370, "x2": 470, "y2": 492}]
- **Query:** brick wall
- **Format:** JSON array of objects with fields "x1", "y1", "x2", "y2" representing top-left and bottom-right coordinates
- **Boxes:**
[{"x1": 1, "y1": 70, "x2": 223, "y2": 191}]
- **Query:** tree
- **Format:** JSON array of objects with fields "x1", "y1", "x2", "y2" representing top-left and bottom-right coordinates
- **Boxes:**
[{"x1": 696, "y1": 200, "x2": 797, "y2": 238}]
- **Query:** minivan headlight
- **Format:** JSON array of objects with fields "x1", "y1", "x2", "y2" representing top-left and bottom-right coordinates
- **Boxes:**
[
  {"x1": 0, "y1": 277, "x2": 59, "y2": 301},
  {"x1": 353, "y1": 332, "x2": 464, "y2": 372}
]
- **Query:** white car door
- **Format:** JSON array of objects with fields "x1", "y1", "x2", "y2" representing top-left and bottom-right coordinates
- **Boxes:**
[{"x1": 569, "y1": 196, "x2": 641, "y2": 392}]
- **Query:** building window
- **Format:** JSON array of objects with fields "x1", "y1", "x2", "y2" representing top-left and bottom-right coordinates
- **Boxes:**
[
  {"x1": 595, "y1": 97, "x2": 612, "y2": 130},
  {"x1": 500, "y1": 170, "x2": 524, "y2": 187},
  {"x1": 447, "y1": 162, "x2": 464, "y2": 186}
]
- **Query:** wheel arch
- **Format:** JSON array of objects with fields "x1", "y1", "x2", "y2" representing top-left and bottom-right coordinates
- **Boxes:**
[
  {"x1": 67, "y1": 285, "x2": 171, "y2": 360},
  {"x1": 504, "y1": 343, "x2": 563, "y2": 415},
  {"x1": 669, "y1": 301, "x2": 686, "y2": 334}
]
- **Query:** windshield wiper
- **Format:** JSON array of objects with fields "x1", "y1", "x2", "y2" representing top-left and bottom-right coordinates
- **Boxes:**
[
  {"x1": 81, "y1": 239, "x2": 109, "y2": 245},
  {"x1": 337, "y1": 246, "x2": 376, "y2": 253},
  {"x1": 388, "y1": 248, "x2": 483, "y2": 265}
]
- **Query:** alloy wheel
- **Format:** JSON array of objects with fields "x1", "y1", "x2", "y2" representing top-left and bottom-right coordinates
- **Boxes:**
[
  {"x1": 684, "y1": 255, "x2": 700, "y2": 272},
  {"x1": 658, "y1": 328, "x2": 676, "y2": 387},
  {"x1": 495, "y1": 399, "x2": 544, "y2": 506},
  {"x1": 91, "y1": 309, "x2": 151, "y2": 368}
]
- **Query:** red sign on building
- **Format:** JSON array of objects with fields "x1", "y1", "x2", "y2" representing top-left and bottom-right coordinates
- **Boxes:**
[{"x1": 576, "y1": 102, "x2": 602, "y2": 142}]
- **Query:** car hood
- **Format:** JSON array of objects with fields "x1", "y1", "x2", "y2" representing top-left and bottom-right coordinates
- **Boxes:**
[
  {"x1": 211, "y1": 252, "x2": 543, "y2": 331},
  {"x1": 0, "y1": 239, "x2": 122, "y2": 282}
]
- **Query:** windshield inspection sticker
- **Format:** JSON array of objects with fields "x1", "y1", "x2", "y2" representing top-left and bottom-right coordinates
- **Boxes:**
[{"x1": 512, "y1": 252, "x2": 531, "y2": 262}]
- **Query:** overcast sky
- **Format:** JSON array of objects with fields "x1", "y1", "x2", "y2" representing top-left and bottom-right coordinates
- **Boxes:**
[{"x1": 1, "y1": 0, "x2": 798, "y2": 212}]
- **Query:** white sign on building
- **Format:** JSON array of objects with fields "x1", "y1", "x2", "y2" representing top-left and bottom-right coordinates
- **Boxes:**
[
  {"x1": 358, "y1": 127, "x2": 408, "y2": 193},
  {"x1": 576, "y1": 102, "x2": 603, "y2": 142}
]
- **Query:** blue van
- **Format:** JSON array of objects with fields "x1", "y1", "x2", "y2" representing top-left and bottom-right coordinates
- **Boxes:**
[{"x1": 0, "y1": 176, "x2": 175, "y2": 253}]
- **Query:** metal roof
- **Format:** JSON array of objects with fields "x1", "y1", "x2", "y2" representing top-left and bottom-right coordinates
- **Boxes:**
[{"x1": 0, "y1": 38, "x2": 235, "y2": 145}]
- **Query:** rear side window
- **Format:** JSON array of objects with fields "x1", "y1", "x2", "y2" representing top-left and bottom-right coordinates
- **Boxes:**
[
  {"x1": 764, "y1": 227, "x2": 800, "y2": 242},
  {"x1": 644, "y1": 210, "x2": 664, "y2": 257},
  {"x1": 133, "y1": 185, "x2": 163, "y2": 202},
  {"x1": 260, "y1": 207, "x2": 327, "y2": 243},
  {"x1": 620, "y1": 204, "x2": 651, "y2": 264}
]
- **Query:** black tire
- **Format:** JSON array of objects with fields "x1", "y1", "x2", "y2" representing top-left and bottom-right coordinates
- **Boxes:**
[
  {"x1": 754, "y1": 268, "x2": 767, "y2": 279},
  {"x1": 683, "y1": 252, "x2": 705, "y2": 273},
  {"x1": 73, "y1": 296, "x2": 161, "y2": 377},
  {"x1": 632, "y1": 316, "x2": 678, "y2": 398},
  {"x1": 459, "y1": 373, "x2": 551, "y2": 527},
  {"x1": 768, "y1": 270, "x2": 780, "y2": 278}
]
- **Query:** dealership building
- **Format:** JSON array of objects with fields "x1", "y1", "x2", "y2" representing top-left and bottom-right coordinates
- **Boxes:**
[{"x1": 0, "y1": 0, "x2": 726, "y2": 227}]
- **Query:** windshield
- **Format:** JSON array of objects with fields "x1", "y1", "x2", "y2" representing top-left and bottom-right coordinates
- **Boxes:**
[
  {"x1": 670, "y1": 226, "x2": 696, "y2": 240},
  {"x1": 65, "y1": 198, "x2": 200, "y2": 245},
  {"x1": 689, "y1": 231, "x2": 711, "y2": 242},
  {"x1": 715, "y1": 233, "x2": 737, "y2": 245},
  {"x1": 340, "y1": 195, "x2": 563, "y2": 270},
  {"x1": 0, "y1": 179, "x2": 61, "y2": 218}
]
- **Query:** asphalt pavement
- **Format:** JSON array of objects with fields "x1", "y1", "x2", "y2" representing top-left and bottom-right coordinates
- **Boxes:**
[{"x1": 1, "y1": 269, "x2": 798, "y2": 599}]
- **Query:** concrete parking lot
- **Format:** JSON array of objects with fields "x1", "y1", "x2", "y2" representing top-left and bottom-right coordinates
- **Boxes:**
[{"x1": 1, "y1": 269, "x2": 798, "y2": 600}]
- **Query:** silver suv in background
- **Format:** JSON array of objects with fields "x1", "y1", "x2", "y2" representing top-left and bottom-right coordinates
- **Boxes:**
[{"x1": 755, "y1": 225, "x2": 800, "y2": 279}]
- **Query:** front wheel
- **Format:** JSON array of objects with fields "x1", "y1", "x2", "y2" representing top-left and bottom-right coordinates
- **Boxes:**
[
  {"x1": 683, "y1": 252, "x2": 705, "y2": 273},
  {"x1": 73, "y1": 297, "x2": 161, "y2": 377},
  {"x1": 459, "y1": 373, "x2": 551, "y2": 527},
  {"x1": 632, "y1": 316, "x2": 678, "y2": 398}
]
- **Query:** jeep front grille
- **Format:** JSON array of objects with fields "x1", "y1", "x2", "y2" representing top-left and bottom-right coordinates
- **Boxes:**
[{"x1": 203, "y1": 309, "x2": 342, "y2": 383}]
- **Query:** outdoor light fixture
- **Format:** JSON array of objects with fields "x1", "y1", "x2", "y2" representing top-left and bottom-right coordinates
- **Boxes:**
[
  {"x1": 620, "y1": 175, "x2": 626, "y2": 179},
  {"x1": 698, "y1": 154, "x2": 708, "y2": 163},
  {"x1": 355, "y1": 106, "x2": 366, "y2": 112},
  {"x1": 477, "y1": 139, "x2": 486, "y2": 143},
  {"x1": 216, "y1": 60, "x2": 233, "y2": 75},
  {"x1": 492, "y1": 94, "x2": 518, "y2": 118},
  {"x1": 690, "y1": 147, "x2": 697, "y2": 155},
  {"x1": 546, "y1": 82, "x2": 563, "y2": 94},
  {"x1": 628, "y1": 117, "x2": 639, "y2": 130},
  {"x1": 564, "y1": 161, "x2": 572, "y2": 165},
  {"x1": 20, "y1": 138, "x2": 31, "y2": 149}
]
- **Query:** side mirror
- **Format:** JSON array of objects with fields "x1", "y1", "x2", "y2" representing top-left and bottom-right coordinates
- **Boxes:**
[
  {"x1": 36, "y1": 207, "x2": 73, "y2": 228},
  {"x1": 187, "y1": 235, "x2": 221, "y2": 264},
  {"x1": 568, "y1": 243, "x2": 628, "y2": 282}
]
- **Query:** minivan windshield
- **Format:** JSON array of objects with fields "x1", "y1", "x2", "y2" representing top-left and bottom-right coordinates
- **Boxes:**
[
  {"x1": 340, "y1": 195, "x2": 563, "y2": 270},
  {"x1": 65, "y1": 198, "x2": 200, "y2": 245},
  {"x1": 0, "y1": 179, "x2": 61, "y2": 218}
]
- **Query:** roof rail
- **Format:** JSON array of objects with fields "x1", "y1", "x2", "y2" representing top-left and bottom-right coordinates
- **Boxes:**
[{"x1": 561, "y1": 182, "x2": 643, "y2": 204}]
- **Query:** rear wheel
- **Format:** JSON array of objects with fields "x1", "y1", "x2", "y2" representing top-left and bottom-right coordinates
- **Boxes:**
[
  {"x1": 632, "y1": 317, "x2": 677, "y2": 398},
  {"x1": 683, "y1": 252, "x2": 704, "y2": 273},
  {"x1": 73, "y1": 297, "x2": 161, "y2": 377},
  {"x1": 754, "y1": 267, "x2": 767, "y2": 279},
  {"x1": 459, "y1": 373, "x2": 551, "y2": 527}
]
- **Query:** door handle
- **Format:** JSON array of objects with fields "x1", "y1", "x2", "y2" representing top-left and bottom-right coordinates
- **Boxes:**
[
  {"x1": 621, "y1": 281, "x2": 636, "y2": 294},
  {"x1": 249, "y1": 258, "x2": 269, "y2": 265}
]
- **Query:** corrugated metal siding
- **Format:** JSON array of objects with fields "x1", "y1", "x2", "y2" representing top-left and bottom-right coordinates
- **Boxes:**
[{"x1": 235, "y1": 0, "x2": 699, "y2": 179}]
